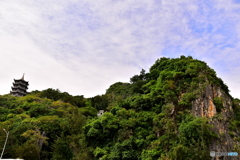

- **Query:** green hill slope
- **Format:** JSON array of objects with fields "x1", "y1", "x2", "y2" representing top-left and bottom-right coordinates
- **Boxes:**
[{"x1": 0, "y1": 56, "x2": 239, "y2": 160}]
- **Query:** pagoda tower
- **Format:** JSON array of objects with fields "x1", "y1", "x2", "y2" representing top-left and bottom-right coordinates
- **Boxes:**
[{"x1": 10, "y1": 74, "x2": 29, "y2": 96}]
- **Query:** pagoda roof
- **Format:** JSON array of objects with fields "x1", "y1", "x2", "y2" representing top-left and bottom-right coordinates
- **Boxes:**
[
  {"x1": 14, "y1": 74, "x2": 29, "y2": 84},
  {"x1": 11, "y1": 90, "x2": 25, "y2": 93},
  {"x1": 12, "y1": 84, "x2": 28, "y2": 88},
  {"x1": 10, "y1": 91, "x2": 26, "y2": 96},
  {"x1": 12, "y1": 86, "x2": 28, "y2": 91}
]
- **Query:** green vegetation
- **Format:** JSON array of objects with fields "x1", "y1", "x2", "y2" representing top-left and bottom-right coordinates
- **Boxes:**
[
  {"x1": 0, "y1": 56, "x2": 239, "y2": 160},
  {"x1": 213, "y1": 97, "x2": 224, "y2": 112}
]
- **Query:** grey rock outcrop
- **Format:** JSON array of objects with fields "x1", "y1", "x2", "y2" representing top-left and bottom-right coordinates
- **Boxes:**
[{"x1": 192, "y1": 84, "x2": 239, "y2": 160}]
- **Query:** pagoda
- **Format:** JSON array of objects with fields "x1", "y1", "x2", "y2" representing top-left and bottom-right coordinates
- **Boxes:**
[{"x1": 10, "y1": 74, "x2": 29, "y2": 97}]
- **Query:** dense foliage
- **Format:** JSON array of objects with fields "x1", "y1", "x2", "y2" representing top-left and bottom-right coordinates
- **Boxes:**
[
  {"x1": 0, "y1": 93, "x2": 94, "y2": 160},
  {"x1": 0, "y1": 56, "x2": 239, "y2": 159}
]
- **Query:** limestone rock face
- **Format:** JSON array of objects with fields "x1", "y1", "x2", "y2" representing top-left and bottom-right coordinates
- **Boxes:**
[
  {"x1": 192, "y1": 84, "x2": 233, "y2": 118},
  {"x1": 191, "y1": 84, "x2": 237, "y2": 160}
]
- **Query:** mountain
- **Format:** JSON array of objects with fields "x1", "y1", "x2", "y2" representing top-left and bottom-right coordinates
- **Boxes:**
[{"x1": 0, "y1": 56, "x2": 239, "y2": 160}]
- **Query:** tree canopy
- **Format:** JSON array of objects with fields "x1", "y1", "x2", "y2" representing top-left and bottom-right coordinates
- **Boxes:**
[{"x1": 0, "y1": 56, "x2": 239, "y2": 160}]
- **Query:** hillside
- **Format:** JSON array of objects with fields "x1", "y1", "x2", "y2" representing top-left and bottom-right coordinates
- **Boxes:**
[{"x1": 0, "y1": 56, "x2": 239, "y2": 160}]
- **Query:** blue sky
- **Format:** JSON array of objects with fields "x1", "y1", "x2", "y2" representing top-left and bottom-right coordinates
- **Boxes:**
[{"x1": 0, "y1": 0, "x2": 239, "y2": 98}]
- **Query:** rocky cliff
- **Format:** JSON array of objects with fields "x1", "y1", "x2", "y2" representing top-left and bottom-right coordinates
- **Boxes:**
[{"x1": 192, "y1": 84, "x2": 239, "y2": 160}]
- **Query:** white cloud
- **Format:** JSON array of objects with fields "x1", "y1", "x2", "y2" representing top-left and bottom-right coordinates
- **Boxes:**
[{"x1": 0, "y1": 0, "x2": 239, "y2": 98}]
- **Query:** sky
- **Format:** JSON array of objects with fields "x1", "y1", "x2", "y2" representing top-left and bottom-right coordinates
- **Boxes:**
[{"x1": 0, "y1": 0, "x2": 240, "y2": 98}]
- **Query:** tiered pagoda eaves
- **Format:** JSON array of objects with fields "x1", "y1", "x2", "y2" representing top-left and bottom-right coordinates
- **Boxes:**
[{"x1": 10, "y1": 74, "x2": 29, "y2": 97}]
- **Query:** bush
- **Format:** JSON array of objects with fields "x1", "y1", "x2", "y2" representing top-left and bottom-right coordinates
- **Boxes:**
[{"x1": 213, "y1": 97, "x2": 223, "y2": 112}]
